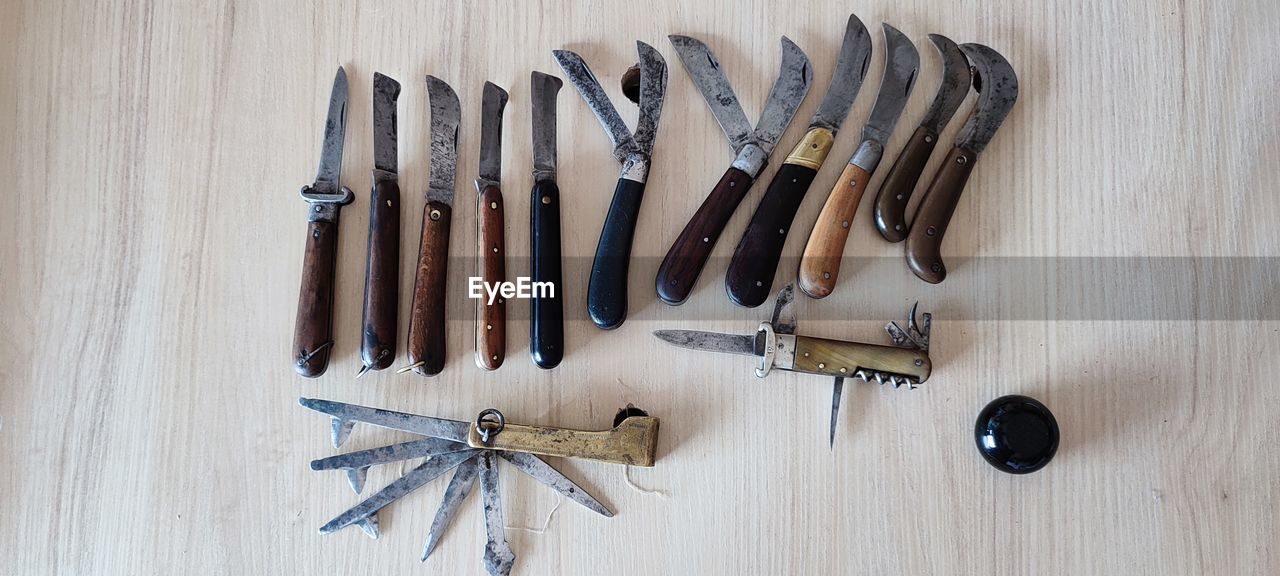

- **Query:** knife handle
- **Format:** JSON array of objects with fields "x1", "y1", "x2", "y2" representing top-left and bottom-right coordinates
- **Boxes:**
[
  {"x1": 407, "y1": 200, "x2": 451, "y2": 376},
  {"x1": 874, "y1": 126, "x2": 940, "y2": 242},
  {"x1": 293, "y1": 220, "x2": 341, "y2": 377},
  {"x1": 905, "y1": 145, "x2": 977, "y2": 284},
  {"x1": 587, "y1": 177, "x2": 647, "y2": 329},
  {"x1": 530, "y1": 180, "x2": 563, "y2": 369},
  {"x1": 791, "y1": 335, "x2": 931, "y2": 383},
  {"x1": 359, "y1": 178, "x2": 400, "y2": 372},
  {"x1": 475, "y1": 185, "x2": 505, "y2": 370},
  {"x1": 726, "y1": 162, "x2": 819, "y2": 308},
  {"x1": 797, "y1": 162, "x2": 873, "y2": 299},
  {"x1": 655, "y1": 166, "x2": 755, "y2": 305}
]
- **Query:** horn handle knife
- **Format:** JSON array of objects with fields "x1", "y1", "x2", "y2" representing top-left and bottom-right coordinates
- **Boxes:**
[
  {"x1": 655, "y1": 166, "x2": 755, "y2": 305},
  {"x1": 530, "y1": 179, "x2": 564, "y2": 369},
  {"x1": 790, "y1": 335, "x2": 931, "y2": 383},
  {"x1": 359, "y1": 177, "x2": 400, "y2": 372},
  {"x1": 874, "y1": 126, "x2": 940, "y2": 242},
  {"x1": 904, "y1": 145, "x2": 977, "y2": 284},
  {"x1": 587, "y1": 177, "x2": 646, "y2": 329},
  {"x1": 797, "y1": 161, "x2": 873, "y2": 299},
  {"x1": 475, "y1": 185, "x2": 505, "y2": 370},
  {"x1": 293, "y1": 218, "x2": 342, "y2": 377},
  {"x1": 407, "y1": 201, "x2": 451, "y2": 375}
]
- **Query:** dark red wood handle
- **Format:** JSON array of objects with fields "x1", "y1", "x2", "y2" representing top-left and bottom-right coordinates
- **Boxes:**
[
  {"x1": 359, "y1": 178, "x2": 400, "y2": 372},
  {"x1": 476, "y1": 186, "x2": 505, "y2": 370},
  {"x1": 293, "y1": 220, "x2": 340, "y2": 378},
  {"x1": 655, "y1": 166, "x2": 755, "y2": 305},
  {"x1": 407, "y1": 200, "x2": 451, "y2": 375}
]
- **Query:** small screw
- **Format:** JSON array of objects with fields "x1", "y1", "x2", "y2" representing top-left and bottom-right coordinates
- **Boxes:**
[
  {"x1": 430, "y1": 209, "x2": 441, "y2": 220},
  {"x1": 926, "y1": 226, "x2": 937, "y2": 237},
  {"x1": 490, "y1": 201, "x2": 498, "y2": 209},
  {"x1": 914, "y1": 359, "x2": 924, "y2": 366},
  {"x1": 541, "y1": 196, "x2": 552, "y2": 205},
  {"x1": 924, "y1": 135, "x2": 933, "y2": 143},
  {"x1": 823, "y1": 272, "x2": 831, "y2": 279},
  {"x1": 841, "y1": 221, "x2": 849, "y2": 229},
  {"x1": 818, "y1": 363, "x2": 826, "y2": 369},
  {"x1": 957, "y1": 155, "x2": 968, "y2": 165}
]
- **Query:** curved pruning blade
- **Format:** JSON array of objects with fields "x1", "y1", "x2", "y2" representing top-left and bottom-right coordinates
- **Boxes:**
[
  {"x1": 425, "y1": 76, "x2": 461, "y2": 203},
  {"x1": 422, "y1": 454, "x2": 480, "y2": 561},
  {"x1": 668, "y1": 34, "x2": 754, "y2": 153},
  {"x1": 918, "y1": 34, "x2": 972, "y2": 135},
  {"x1": 862, "y1": 24, "x2": 920, "y2": 145},
  {"x1": 769, "y1": 284, "x2": 797, "y2": 335},
  {"x1": 752, "y1": 36, "x2": 813, "y2": 155},
  {"x1": 319, "y1": 449, "x2": 480, "y2": 534},
  {"x1": 955, "y1": 43, "x2": 1018, "y2": 153},
  {"x1": 553, "y1": 49, "x2": 638, "y2": 161},
  {"x1": 499, "y1": 451, "x2": 613, "y2": 517},
  {"x1": 476, "y1": 82, "x2": 508, "y2": 187},
  {"x1": 479, "y1": 452, "x2": 516, "y2": 576},
  {"x1": 809, "y1": 14, "x2": 872, "y2": 132},
  {"x1": 632, "y1": 41, "x2": 668, "y2": 157}
]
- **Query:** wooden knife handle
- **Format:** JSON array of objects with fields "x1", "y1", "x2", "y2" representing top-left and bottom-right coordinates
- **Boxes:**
[
  {"x1": 475, "y1": 185, "x2": 505, "y2": 370},
  {"x1": 587, "y1": 177, "x2": 646, "y2": 330},
  {"x1": 359, "y1": 178, "x2": 400, "y2": 372},
  {"x1": 293, "y1": 220, "x2": 341, "y2": 377},
  {"x1": 874, "y1": 126, "x2": 939, "y2": 243},
  {"x1": 725, "y1": 162, "x2": 818, "y2": 308},
  {"x1": 530, "y1": 180, "x2": 563, "y2": 369},
  {"x1": 655, "y1": 166, "x2": 755, "y2": 305},
  {"x1": 797, "y1": 162, "x2": 872, "y2": 299},
  {"x1": 905, "y1": 145, "x2": 977, "y2": 284},
  {"x1": 407, "y1": 200, "x2": 451, "y2": 376},
  {"x1": 791, "y1": 335, "x2": 931, "y2": 383}
]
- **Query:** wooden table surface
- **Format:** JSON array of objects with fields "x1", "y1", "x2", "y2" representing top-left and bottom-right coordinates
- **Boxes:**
[{"x1": 3, "y1": 1, "x2": 1278, "y2": 574}]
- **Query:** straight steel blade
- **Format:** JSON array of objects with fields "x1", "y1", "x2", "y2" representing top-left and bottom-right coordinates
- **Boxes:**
[
  {"x1": 313, "y1": 67, "x2": 349, "y2": 194},
  {"x1": 319, "y1": 448, "x2": 480, "y2": 534},
  {"x1": 861, "y1": 24, "x2": 920, "y2": 145},
  {"x1": 769, "y1": 284, "x2": 798, "y2": 335},
  {"x1": 373, "y1": 72, "x2": 400, "y2": 174},
  {"x1": 668, "y1": 35, "x2": 755, "y2": 153},
  {"x1": 477, "y1": 82, "x2": 508, "y2": 188},
  {"x1": 829, "y1": 377, "x2": 844, "y2": 447},
  {"x1": 299, "y1": 398, "x2": 472, "y2": 442},
  {"x1": 425, "y1": 76, "x2": 461, "y2": 203},
  {"x1": 309, "y1": 436, "x2": 471, "y2": 472},
  {"x1": 422, "y1": 454, "x2": 480, "y2": 561},
  {"x1": 479, "y1": 452, "x2": 516, "y2": 576},
  {"x1": 499, "y1": 451, "x2": 613, "y2": 517},
  {"x1": 653, "y1": 330, "x2": 756, "y2": 356},
  {"x1": 955, "y1": 43, "x2": 1019, "y2": 153},
  {"x1": 918, "y1": 34, "x2": 971, "y2": 135},
  {"x1": 553, "y1": 49, "x2": 638, "y2": 161},
  {"x1": 530, "y1": 71, "x2": 563, "y2": 181},
  {"x1": 751, "y1": 36, "x2": 813, "y2": 155},
  {"x1": 809, "y1": 15, "x2": 872, "y2": 133},
  {"x1": 631, "y1": 41, "x2": 668, "y2": 157}
]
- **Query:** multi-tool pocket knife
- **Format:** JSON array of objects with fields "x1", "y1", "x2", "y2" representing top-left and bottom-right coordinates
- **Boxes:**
[
  {"x1": 654, "y1": 285, "x2": 932, "y2": 445},
  {"x1": 301, "y1": 398, "x2": 659, "y2": 576}
]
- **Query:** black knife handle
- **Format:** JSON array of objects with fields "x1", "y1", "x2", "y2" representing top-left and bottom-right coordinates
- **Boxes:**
[
  {"x1": 407, "y1": 200, "x2": 451, "y2": 376},
  {"x1": 655, "y1": 166, "x2": 755, "y2": 305},
  {"x1": 874, "y1": 125, "x2": 939, "y2": 242},
  {"x1": 905, "y1": 145, "x2": 977, "y2": 284},
  {"x1": 530, "y1": 179, "x2": 564, "y2": 369},
  {"x1": 587, "y1": 177, "x2": 647, "y2": 329},
  {"x1": 359, "y1": 178, "x2": 400, "y2": 372},
  {"x1": 293, "y1": 219, "x2": 341, "y2": 377},
  {"x1": 725, "y1": 162, "x2": 819, "y2": 308}
]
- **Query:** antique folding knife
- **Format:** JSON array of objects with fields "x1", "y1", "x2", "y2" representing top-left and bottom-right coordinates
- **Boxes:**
[
  {"x1": 655, "y1": 285, "x2": 931, "y2": 446},
  {"x1": 357, "y1": 72, "x2": 402, "y2": 377},
  {"x1": 529, "y1": 71, "x2": 565, "y2": 369},
  {"x1": 301, "y1": 398, "x2": 659, "y2": 575},
  {"x1": 474, "y1": 82, "x2": 509, "y2": 370}
]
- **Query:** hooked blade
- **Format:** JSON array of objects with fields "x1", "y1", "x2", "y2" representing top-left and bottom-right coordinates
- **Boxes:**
[
  {"x1": 769, "y1": 284, "x2": 798, "y2": 335},
  {"x1": 422, "y1": 454, "x2": 480, "y2": 561},
  {"x1": 300, "y1": 398, "x2": 472, "y2": 442},
  {"x1": 808, "y1": 15, "x2": 872, "y2": 133},
  {"x1": 751, "y1": 36, "x2": 814, "y2": 155},
  {"x1": 861, "y1": 24, "x2": 920, "y2": 145},
  {"x1": 653, "y1": 329, "x2": 756, "y2": 356},
  {"x1": 829, "y1": 377, "x2": 844, "y2": 447},
  {"x1": 553, "y1": 49, "x2": 639, "y2": 161},
  {"x1": 479, "y1": 452, "x2": 516, "y2": 576},
  {"x1": 668, "y1": 35, "x2": 755, "y2": 153},
  {"x1": 319, "y1": 448, "x2": 480, "y2": 534},
  {"x1": 373, "y1": 72, "x2": 400, "y2": 174},
  {"x1": 530, "y1": 71, "x2": 563, "y2": 181},
  {"x1": 425, "y1": 76, "x2": 461, "y2": 204},
  {"x1": 918, "y1": 34, "x2": 971, "y2": 135},
  {"x1": 955, "y1": 44, "x2": 1019, "y2": 153},
  {"x1": 476, "y1": 82, "x2": 509, "y2": 188},
  {"x1": 631, "y1": 41, "x2": 668, "y2": 158},
  {"x1": 498, "y1": 451, "x2": 613, "y2": 517},
  {"x1": 313, "y1": 67, "x2": 349, "y2": 195}
]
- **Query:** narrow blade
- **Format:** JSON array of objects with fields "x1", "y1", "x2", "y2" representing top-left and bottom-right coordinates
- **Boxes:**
[
  {"x1": 499, "y1": 451, "x2": 613, "y2": 517},
  {"x1": 955, "y1": 44, "x2": 1019, "y2": 153},
  {"x1": 300, "y1": 398, "x2": 471, "y2": 442},
  {"x1": 751, "y1": 36, "x2": 813, "y2": 155},
  {"x1": 668, "y1": 35, "x2": 755, "y2": 153},
  {"x1": 829, "y1": 377, "x2": 844, "y2": 448},
  {"x1": 479, "y1": 452, "x2": 516, "y2": 576},
  {"x1": 653, "y1": 330, "x2": 756, "y2": 356},
  {"x1": 422, "y1": 455, "x2": 480, "y2": 561},
  {"x1": 477, "y1": 82, "x2": 509, "y2": 187},
  {"x1": 313, "y1": 67, "x2": 349, "y2": 194},
  {"x1": 631, "y1": 41, "x2": 668, "y2": 157},
  {"x1": 809, "y1": 15, "x2": 872, "y2": 132},
  {"x1": 309, "y1": 437, "x2": 471, "y2": 471},
  {"x1": 425, "y1": 76, "x2": 461, "y2": 203},
  {"x1": 553, "y1": 49, "x2": 638, "y2": 161},
  {"x1": 530, "y1": 71, "x2": 563, "y2": 180},
  {"x1": 861, "y1": 24, "x2": 920, "y2": 144},
  {"x1": 918, "y1": 34, "x2": 972, "y2": 135},
  {"x1": 769, "y1": 284, "x2": 798, "y2": 335},
  {"x1": 319, "y1": 449, "x2": 480, "y2": 534},
  {"x1": 373, "y1": 72, "x2": 401, "y2": 173}
]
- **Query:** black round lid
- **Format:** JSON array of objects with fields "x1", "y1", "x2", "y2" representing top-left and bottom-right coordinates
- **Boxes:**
[{"x1": 974, "y1": 395, "x2": 1059, "y2": 474}]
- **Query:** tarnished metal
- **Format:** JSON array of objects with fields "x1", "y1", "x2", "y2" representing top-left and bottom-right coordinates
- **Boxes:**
[
  {"x1": 422, "y1": 455, "x2": 479, "y2": 561},
  {"x1": 313, "y1": 67, "x2": 349, "y2": 195},
  {"x1": 318, "y1": 449, "x2": 479, "y2": 534},
  {"x1": 808, "y1": 14, "x2": 873, "y2": 133},
  {"x1": 476, "y1": 82, "x2": 508, "y2": 189},
  {"x1": 652, "y1": 329, "x2": 756, "y2": 356},
  {"x1": 829, "y1": 377, "x2": 845, "y2": 447},
  {"x1": 479, "y1": 452, "x2": 516, "y2": 576},
  {"x1": 918, "y1": 34, "x2": 972, "y2": 136},
  {"x1": 372, "y1": 73, "x2": 400, "y2": 175},
  {"x1": 499, "y1": 451, "x2": 613, "y2": 516},
  {"x1": 861, "y1": 24, "x2": 920, "y2": 148},
  {"x1": 955, "y1": 43, "x2": 1019, "y2": 154},
  {"x1": 769, "y1": 283, "x2": 798, "y2": 335},
  {"x1": 530, "y1": 71, "x2": 563, "y2": 182},
  {"x1": 300, "y1": 398, "x2": 472, "y2": 442},
  {"x1": 469, "y1": 410, "x2": 660, "y2": 467},
  {"x1": 425, "y1": 76, "x2": 461, "y2": 203}
]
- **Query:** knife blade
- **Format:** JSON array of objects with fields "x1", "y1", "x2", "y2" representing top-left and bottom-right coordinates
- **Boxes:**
[
  {"x1": 905, "y1": 43, "x2": 1018, "y2": 283},
  {"x1": 479, "y1": 452, "x2": 516, "y2": 576},
  {"x1": 656, "y1": 36, "x2": 812, "y2": 305},
  {"x1": 319, "y1": 448, "x2": 480, "y2": 534},
  {"x1": 798, "y1": 24, "x2": 919, "y2": 299},
  {"x1": 358, "y1": 72, "x2": 402, "y2": 377},
  {"x1": 874, "y1": 34, "x2": 971, "y2": 242},
  {"x1": 498, "y1": 451, "x2": 613, "y2": 517},
  {"x1": 725, "y1": 15, "x2": 872, "y2": 307},
  {"x1": 530, "y1": 71, "x2": 564, "y2": 369},
  {"x1": 293, "y1": 66, "x2": 354, "y2": 377},
  {"x1": 299, "y1": 397, "x2": 474, "y2": 442},
  {"x1": 422, "y1": 454, "x2": 480, "y2": 561},
  {"x1": 406, "y1": 76, "x2": 461, "y2": 376},
  {"x1": 475, "y1": 82, "x2": 508, "y2": 371}
]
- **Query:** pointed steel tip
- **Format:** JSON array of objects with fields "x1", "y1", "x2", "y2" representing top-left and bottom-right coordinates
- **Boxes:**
[
  {"x1": 355, "y1": 364, "x2": 371, "y2": 379},
  {"x1": 335, "y1": 66, "x2": 347, "y2": 80}
]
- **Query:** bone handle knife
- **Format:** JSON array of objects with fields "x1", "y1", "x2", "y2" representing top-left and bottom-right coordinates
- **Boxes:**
[
  {"x1": 407, "y1": 202, "x2": 451, "y2": 375},
  {"x1": 293, "y1": 216, "x2": 343, "y2": 377},
  {"x1": 475, "y1": 185, "x2": 505, "y2": 370},
  {"x1": 359, "y1": 177, "x2": 400, "y2": 372},
  {"x1": 790, "y1": 335, "x2": 931, "y2": 382},
  {"x1": 797, "y1": 162, "x2": 872, "y2": 299},
  {"x1": 587, "y1": 177, "x2": 646, "y2": 329},
  {"x1": 904, "y1": 145, "x2": 977, "y2": 284},
  {"x1": 655, "y1": 166, "x2": 755, "y2": 305},
  {"x1": 530, "y1": 179, "x2": 564, "y2": 369},
  {"x1": 874, "y1": 126, "x2": 940, "y2": 242}
]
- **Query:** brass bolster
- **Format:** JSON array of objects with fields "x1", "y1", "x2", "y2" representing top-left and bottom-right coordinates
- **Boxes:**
[
  {"x1": 467, "y1": 416, "x2": 660, "y2": 467},
  {"x1": 783, "y1": 128, "x2": 835, "y2": 170}
]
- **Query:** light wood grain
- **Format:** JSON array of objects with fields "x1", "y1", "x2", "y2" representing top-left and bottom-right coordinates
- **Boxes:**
[{"x1": 3, "y1": 1, "x2": 1279, "y2": 574}]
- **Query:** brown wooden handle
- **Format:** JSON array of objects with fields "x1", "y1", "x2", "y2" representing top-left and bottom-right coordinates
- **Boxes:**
[
  {"x1": 797, "y1": 163, "x2": 872, "y2": 299},
  {"x1": 655, "y1": 166, "x2": 755, "y2": 305},
  {"x1": 791, "y1": 335, "x2": 931, "y2": 383},
  {"x1": 359, "y1": 178, "x2": 400, "y2": 372},
  {"x1": 293, "y1": 220, "x2": 340, "y2": 378},
  {"x1": 905, "y1": 146, "x2": 977, "y2": 284},
  {"x1": 475, "y1": 186, "x2": 505, "y2": 370},
  {"x1": 874, "y1": 126, "x2": 939, "y2": 242},
  {"x1": 407, "y1": 201, "x2": 451, "y2": 375}
]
